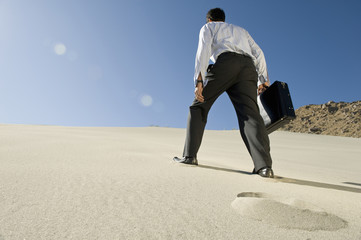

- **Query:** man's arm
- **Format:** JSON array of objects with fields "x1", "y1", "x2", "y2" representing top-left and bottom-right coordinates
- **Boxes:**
[
  {"x1": 247, "y1": 31, "x2": 269, "y2": 86},
  {"x1": 194, "y1": 24, "x2": 212, "y2": 87}
]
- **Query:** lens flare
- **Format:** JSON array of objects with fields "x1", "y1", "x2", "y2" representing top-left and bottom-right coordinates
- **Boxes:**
[
  {"x1": 140, "y1": 95, "x2": 153, "y2": 107},
  {"x1": 54, "y1": 43, "x2": 66, "y2": 55}
]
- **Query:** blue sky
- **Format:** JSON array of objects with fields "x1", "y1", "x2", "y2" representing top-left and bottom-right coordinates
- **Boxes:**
[{"x1": 1, "y1": 0, "x2": 360, "y2": 130}]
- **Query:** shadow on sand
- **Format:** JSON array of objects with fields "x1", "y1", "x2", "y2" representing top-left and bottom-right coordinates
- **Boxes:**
[{"x1": 196, "y1": 164, "x2": 361, "y2": 194}]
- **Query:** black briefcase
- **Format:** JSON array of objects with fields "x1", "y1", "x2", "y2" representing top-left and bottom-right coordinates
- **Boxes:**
[{"x1": 257, "y1": 81, "x2": 296, "y2": 134}]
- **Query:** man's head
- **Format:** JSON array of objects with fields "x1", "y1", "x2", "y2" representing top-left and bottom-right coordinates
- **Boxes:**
[{"x1": 206, "y1": 8, "x2": 225, "y2": 23}]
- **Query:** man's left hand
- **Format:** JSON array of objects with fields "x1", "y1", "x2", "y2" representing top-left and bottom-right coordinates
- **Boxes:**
[{"x1": 195, "y1": 82, "x2": 204, "y2": 102}]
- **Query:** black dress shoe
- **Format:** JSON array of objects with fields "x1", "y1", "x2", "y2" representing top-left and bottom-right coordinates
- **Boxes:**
[
  {"x1": 173, "y1": 156, "x2": 198, "y2": 165},
  {"x1": 253, "y1": 167, "x2": 274, "y2": 178}
]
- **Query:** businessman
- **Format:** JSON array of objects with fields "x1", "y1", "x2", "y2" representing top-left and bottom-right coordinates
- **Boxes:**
[{"x1": 173, "y1": 8, "x2": 274, "y2": 178}]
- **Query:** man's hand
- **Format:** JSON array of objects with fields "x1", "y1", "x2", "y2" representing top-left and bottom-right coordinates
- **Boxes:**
[
  {"x1": 258, "y1": 82, "x2": 270, "y2": 95},
  {"x1": 195, "y1": 82, "x2": 204, "y2": 102}
]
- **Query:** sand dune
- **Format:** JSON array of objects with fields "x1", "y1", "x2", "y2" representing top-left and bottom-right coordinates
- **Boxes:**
[{"x1": 0, "y1": 124, "x2": 360, "y2": 239}]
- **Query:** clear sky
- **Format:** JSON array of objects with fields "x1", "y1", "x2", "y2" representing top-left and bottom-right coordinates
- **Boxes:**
[{"x1": 1, "y1": 0, "x2": 360, "y2": 130}]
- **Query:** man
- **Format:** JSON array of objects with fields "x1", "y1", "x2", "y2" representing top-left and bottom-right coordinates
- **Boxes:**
[{"x1": 173, "y1": 8, "x2": 274, "y2": 178}]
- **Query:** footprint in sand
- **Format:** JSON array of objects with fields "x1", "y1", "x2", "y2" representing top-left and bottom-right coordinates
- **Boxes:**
[{"x1": 231, "y1": 192, "x2": 348, "y2": 231}]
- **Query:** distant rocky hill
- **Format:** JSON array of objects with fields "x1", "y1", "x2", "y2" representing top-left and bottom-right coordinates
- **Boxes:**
[{"x1": 280, "y1": 100, "x2": 361, "y2": 138}]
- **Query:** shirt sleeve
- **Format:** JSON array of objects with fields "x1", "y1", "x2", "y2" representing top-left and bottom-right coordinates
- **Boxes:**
[
  {"x1": 247, "y1": 31, "x2": 268, "y2": 86},
  {"x1": 194, "y1": 24, "x2": 212, "y2": 87}
]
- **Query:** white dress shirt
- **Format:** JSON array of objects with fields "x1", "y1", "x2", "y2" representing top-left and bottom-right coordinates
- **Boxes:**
[{"x1": 194, "y1": 22, "x2": 268, "y2": 87}]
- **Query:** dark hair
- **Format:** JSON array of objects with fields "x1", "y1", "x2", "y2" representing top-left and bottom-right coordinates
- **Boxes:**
[{"x1": 206, "y1": 8, "x2": 225, "y2": 22}]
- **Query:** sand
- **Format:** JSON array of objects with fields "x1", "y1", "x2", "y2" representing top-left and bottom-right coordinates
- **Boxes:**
[{"x1": 0, "y1": 124, "x2": 360, "y2": 239}]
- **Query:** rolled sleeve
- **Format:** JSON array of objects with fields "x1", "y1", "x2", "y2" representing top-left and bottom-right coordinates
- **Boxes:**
[
  {"x1": 247, "y1": 32, "x2": 268, "y2": 85},
  {"x1": 194, "y1": 24, "x2": 212, "y2": 86}
]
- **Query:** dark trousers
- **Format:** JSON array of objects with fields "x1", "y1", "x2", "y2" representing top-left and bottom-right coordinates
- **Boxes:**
[{"x1": 183, "y1": 52, "x2": 272, "y2": 171}]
